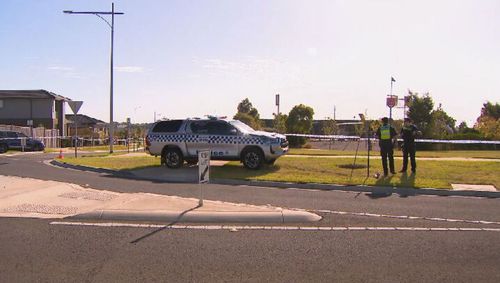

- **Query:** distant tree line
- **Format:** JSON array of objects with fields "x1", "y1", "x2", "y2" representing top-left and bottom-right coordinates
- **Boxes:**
[{"x1": 233, "y1": 96, "x2": 499, "y2": 148}]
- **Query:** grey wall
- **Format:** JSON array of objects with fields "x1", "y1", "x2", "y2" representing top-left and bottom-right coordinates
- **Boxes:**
[
  {"x1": 0, "y1": 98, "x2": 54, "y2": 119},
  {"x1": 0, "y1": 99, "x2": 31, "y2": 118},
  {"x1": 32, "y1": 99, "x2": 53, "y2": 118}
]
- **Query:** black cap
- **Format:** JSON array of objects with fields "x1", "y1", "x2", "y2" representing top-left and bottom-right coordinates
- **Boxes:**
[{"x1": 381, "y1": 117, "x2": 389, "y2": 123}]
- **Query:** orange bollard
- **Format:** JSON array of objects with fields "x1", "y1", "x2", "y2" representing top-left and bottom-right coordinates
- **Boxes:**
[{"x1": 58, "y1": 149, "x2": 64, "y2": 159}]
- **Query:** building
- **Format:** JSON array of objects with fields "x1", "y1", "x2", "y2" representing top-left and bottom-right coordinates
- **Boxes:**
[
  {"x1": 65, "y1": 114, "x2": 106, "y2": 137},
  {"x1": 0, "y1": 89, "x2": 70, "y2": 135}
]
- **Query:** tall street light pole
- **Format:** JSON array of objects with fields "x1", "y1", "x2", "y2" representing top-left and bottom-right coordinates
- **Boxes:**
[{"x1": 64, "y1": 3, "x2": 124, "y2": 153}]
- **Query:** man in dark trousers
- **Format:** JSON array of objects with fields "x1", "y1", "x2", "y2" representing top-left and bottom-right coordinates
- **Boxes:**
[
  {"x1": 399, "y1": 118, "x2": 421, "y2": 173},
  {"x1": 376, "y1": 117, "x2": 397, "y2": 177}
]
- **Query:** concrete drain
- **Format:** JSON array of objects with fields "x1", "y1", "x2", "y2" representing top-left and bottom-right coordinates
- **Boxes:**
[
  {"x1": 59, "y1": 191, "x2": 117, "y2": 201},
  {"x1": 2, "y1": 204, "x2": 79, "y2": 215}
]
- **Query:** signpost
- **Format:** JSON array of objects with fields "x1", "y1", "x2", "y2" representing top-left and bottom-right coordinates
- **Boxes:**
[
  {"x1": 27, "y1": 119, "x2": 33, "y2": 138},
  {"x1": 127, "y1": 117, "x2": 131, "y2": 153},
  {"x1": 275, "y1": 93, "x2": 280, "y2": 115},
  {"x1": 68, "y1": 101, "x2": 83, "y2": 158},
  {"x1": 198, "y1": 150, "x2": 210, "y2": 206},
  {"x1": 20, "y1": 137, "x2": 26, "y2": 152},
  {"x1": 386, "y1": 95, "x2": 398, "y2": 123}
]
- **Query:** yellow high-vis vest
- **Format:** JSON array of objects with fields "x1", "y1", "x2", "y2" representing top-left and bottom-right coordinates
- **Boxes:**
[{"x1": 380, "y1": 125, "x2": 391, "y2": 140}]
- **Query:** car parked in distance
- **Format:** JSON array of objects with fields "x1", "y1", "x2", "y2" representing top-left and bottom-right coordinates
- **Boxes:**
[
  {"x1": 146, "y1": 117, "x2": 289, "y2": 169},
  {"x1": 0, "y1": 130, "x2": 45, "y2": 153}
]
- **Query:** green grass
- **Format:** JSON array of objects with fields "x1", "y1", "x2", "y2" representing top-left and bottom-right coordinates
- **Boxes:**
[
  {"x1": 212, "y1": 157, "x2": 500, "y2": 189},
  {"x1": 288, "y1": 148, "x2": 500, "y2": 159},
  {"x1": 58, "y1": 153, "x2": 499, "y2": 189},
  {"x1": 61, "y1": 154, "x2": 160, "y2": 171}
]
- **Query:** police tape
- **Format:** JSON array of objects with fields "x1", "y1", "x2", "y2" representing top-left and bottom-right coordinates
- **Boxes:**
[
  {"x1": 284, "y1": 134, "x2": 500, "y2": 145},
  {"x1": 0, "y1": 137, "x2": 144, "y2": 143}
]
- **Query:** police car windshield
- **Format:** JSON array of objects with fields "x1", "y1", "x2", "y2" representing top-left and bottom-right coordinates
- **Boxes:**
[{"x1": 229, "y1": 120, "x2": 255, "y2": 133}]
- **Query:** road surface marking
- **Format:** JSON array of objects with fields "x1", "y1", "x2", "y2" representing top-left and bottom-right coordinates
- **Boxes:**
[
  {"x1": 303, "y1": 209, "x2": 500, "y2": 226},
  {"x1": 50, "y1": 221, "x2": 500, "y2": 232}
]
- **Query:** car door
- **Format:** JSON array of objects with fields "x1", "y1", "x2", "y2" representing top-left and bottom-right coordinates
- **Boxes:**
[
  {"x1": 186, "y1": 120, "x2": 239, "y2": 159},
  {"x1": 185, "y1": 120, "x2": 209, "y2": 157},
  {"x1": 6, "y1": 131, "x2": 20, "y2": 149},
  {"x1": 205, "y1": 121, "x2": 239, "y2": 159}
]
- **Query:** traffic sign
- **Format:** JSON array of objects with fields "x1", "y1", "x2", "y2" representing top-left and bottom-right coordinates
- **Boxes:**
[
  {"x1": 386, "y1": 95, "x2": 398, "y2": 108},
  {"x1": 198, "y1": 150, "x2": 210, "y2": 183},
  {"x1": 68, "y1": 101, "x2": 83, "y2": 114}
]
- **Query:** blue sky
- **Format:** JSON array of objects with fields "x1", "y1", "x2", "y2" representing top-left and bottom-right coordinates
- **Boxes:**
[{"x1": 1, "y1": 0, "x2": 499, "y2": 125}]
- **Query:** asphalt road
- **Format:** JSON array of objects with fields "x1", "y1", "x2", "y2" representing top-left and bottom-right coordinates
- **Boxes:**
[{"x1": 1, "y1": 152, "x2": 500, "y2": 282}]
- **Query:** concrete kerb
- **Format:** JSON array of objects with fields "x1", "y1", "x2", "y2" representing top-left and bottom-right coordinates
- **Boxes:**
[
  {"x1": 69, "y1": 210, "x2": 321, "y2": 223},
  {"x1": 49, "y1": 160, "x2": 500, "y2": 199}
]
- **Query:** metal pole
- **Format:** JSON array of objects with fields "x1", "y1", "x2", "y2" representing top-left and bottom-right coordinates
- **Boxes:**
[
  {"x1": 109, "y1": 2, "x2": 115, "y2": 154},
  {"x1": 367, "y1": 123, "x2": 370, "y2": 177},
  {"x1": 389, "y1": 79, "x2": 394, "y2": 124},
  {"x1": 74, "y1": 113, "x2": 78, "y2": 158}
]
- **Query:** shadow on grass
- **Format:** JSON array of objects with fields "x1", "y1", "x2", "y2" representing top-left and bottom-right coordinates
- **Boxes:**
[{"x1": 211, "y1": 162, "x2": 280, "y2": 180}]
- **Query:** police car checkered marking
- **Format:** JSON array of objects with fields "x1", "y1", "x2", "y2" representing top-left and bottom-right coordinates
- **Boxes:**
[{"x1": 151, "y1": 134, "x2": 264, "y2": 145}]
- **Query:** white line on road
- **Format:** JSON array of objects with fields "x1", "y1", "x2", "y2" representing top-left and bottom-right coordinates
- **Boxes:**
[
  {"x1": 50, "y1": 221, "x2": 500, "y2": 232},
  {"x1": 303, "y1": 209, "x2": 500, "y2": 226}
]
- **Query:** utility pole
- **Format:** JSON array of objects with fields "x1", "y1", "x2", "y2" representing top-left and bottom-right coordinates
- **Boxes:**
[{"x1": 64, "y1": 3, "x2": 124, "y2": 154}]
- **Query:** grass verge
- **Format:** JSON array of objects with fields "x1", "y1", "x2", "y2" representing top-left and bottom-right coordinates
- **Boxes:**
[
  {"x1": 212, "y1": 158, "x2": 499, "y2": 189},
  {"x1": 288, "y1": 148, "x2": 500, "y2": 159},
  {"x1": 58, "y1": 153, "x2": 499, "y2": 189}
]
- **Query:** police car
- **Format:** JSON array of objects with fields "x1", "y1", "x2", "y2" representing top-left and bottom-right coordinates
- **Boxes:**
[{"x1": 146, "y1": 117, "x2": 289, "y2": 169}]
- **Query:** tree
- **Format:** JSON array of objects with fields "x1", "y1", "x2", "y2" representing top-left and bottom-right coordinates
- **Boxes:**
[
  {"x1": 320, "y1": 118, "x2": 338, "y2": 135},
  {"x1": 273, "y1": 113, "x2": 288, "y2": 134},
  {"x1": 233, "y1": 112, "x2": 261, "y2": 130},
  {"x1": 475, "y1": 101, "x2": 500, "y2": 140},
  {"x1": 234, "y1": 98, "x2": 261, "y2": 129},
  {"x1": 286, "y1": 104, "x2": 314, "y2": 147},
  {"x1": 427, "y1": 106, "x2": 456, "y2": 139},
  {"x1": 407, "y1": 92, "x2": 434, "y2": 136}
]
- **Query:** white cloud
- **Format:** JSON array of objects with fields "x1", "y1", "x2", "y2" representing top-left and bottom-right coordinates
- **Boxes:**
[
  {"x1": 198, "y1": 57, "x2": 306, "y2": 88},
  {"x1": 307, "y1": 47, "x2": 318, "y2": 57},
  {"x1": 114, "y1": 66, "x2": 144, "y2": 73},
  {"x1": 48, "y1": 66, "x2": 74, "y2": 71}
]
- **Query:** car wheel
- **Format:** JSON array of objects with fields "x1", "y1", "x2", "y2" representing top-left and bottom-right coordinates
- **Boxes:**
[
  {"x1": 242, "y1": 148, "x2": 263, "y2": 170},
  {"x1": 163, "y1": 148, "x2": 184, "y2": 169},
  {"x1": 0, "y1": 144, "x2": 8, "y2": 154},
  {"x1": 32, "y1": 144, "x2": 42, "y2": 152}
]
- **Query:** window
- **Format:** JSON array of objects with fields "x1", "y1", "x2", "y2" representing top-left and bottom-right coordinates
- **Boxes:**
[
  {"x1": 190, "y1": 121, "x2": 209, "y2": 134},
  {"x1": 6, "y1": 132, "x2": 17, "y2": 138},
  {"x1": 207, "y1": 121, "x2": 235, "y2": 135},
  {"x1": 191, "y1": 121, "x2": 237, "y2": 135},
  {"x1": 0, "y1": 100, "x2": 3, "y2": 108},
  {"x1": 152, "y1": 120, "x2": 183, "y2": 133}
]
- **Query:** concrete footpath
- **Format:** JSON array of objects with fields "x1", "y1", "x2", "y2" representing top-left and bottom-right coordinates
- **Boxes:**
[{"x1": 0, "y1": 175, "x2": 320, "y2": 223}]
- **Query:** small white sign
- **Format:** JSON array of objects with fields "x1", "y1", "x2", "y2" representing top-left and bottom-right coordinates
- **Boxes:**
[
  {"x1": 198, "y1": 150, "x2": 210, "y2": 184},
  {"x1": 27, "y1": 120, "x2": 33, "y2": 126}
]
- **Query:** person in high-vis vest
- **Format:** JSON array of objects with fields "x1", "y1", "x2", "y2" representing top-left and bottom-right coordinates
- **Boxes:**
[
  {"x1": 376, "y1": 117, "x2": 397, "y2": 176},
  {"x1": 399, "y1": 118, "x2": 421, "y2": 173}
]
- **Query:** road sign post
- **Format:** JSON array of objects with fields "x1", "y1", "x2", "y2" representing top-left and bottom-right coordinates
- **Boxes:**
[
  {"x1": 68, "y1": 101, "x2": 83, "y2": 158},
  {"x1": 386, "y1": 95, "x2": 398, "y2": 123},
  {"x1": 198, "y1": 150, "x2": 210, "y2": 206}
]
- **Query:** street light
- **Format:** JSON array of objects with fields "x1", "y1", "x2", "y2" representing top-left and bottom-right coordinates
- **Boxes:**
[{"x1": 64, "y1": 3, "x2": 124, "y2": 153}]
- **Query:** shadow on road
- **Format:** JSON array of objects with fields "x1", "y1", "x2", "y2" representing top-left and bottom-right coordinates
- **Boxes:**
[{"x1": 130, "y1": 204, "x2": 202, "y2": 244}]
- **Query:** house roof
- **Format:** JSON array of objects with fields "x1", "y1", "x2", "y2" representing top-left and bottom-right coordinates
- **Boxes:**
[
  {"x1": 65, "y1": 114, "x2": 106, "y2": 125},
  {"x1": 0, "y1": 90, "x2": 71, "y2": 101}
]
